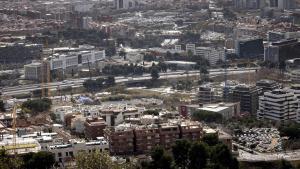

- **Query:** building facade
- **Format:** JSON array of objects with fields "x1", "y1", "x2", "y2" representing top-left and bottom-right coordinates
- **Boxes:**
[
  {"x1": 232, "y1": 85, "x2": 259, "y2": 115},
  {"x1": 257, "y1": 89, "x2": 299, "y2": 123}
]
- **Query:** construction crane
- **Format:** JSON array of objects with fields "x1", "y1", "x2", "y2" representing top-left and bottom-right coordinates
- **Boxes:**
[
  {"x1": 41, "y1": 37, "x2": 51, "y2": 98},
  {"x1": 10, "y1": 104, "x2": 17, "y2": 156}
]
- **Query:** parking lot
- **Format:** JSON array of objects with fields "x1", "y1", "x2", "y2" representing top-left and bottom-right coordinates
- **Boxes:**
[{"x1": 234, "y1": 128, "x2": 283, "y2": 153}]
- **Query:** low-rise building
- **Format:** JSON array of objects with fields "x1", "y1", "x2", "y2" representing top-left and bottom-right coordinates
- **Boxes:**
[
  {"x1": 198, "y1": 102, "x2": 241, "y2": 119},
  {"x1": 48, "y1": 138, "x2": 109, "y2": 167}
]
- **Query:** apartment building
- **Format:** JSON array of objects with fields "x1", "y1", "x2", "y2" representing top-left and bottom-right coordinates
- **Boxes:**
[
  {"x1": 290, "y1": 70, "x2": 300, "y2": 84},
  {"x1": 159, "y1": 123, "x2": 180, "y2": 149},
  {"x1": 48, "y1": 138, "x2": 109, "y2": 167},
  {"x1": 104, "y1": 120, "x2": 203, "y2": 155},
  {"x1": 100, "y1": 106, "x2": 140, "y2": 126},
  {"x1": 134, "y1": 124, "x2": 160, "y2": 154},
  {"x1": 256, "y1": 79, "x2": 280, "y2": 95},
  {"x1": 177, "y1": 120, "x2": 203, "y2": 142},
  {"x1": 104, "y1": 124, "x2": 135, "y2": 155},
  {"x1": 232, "y1": 85, "x2": 259, "y2": 115},
  {"x1": 257, "y1": 89, "x2": 299, "y2": 123},
  {"x1": 84, "y1": 117, "x2": 107, "y2": 139},
  {"x1": 199, "y1": 85, "x2": 219, "y2": 104},
  {"x1": 290, "y1": 84, "x2": 300, "y2": 100}
]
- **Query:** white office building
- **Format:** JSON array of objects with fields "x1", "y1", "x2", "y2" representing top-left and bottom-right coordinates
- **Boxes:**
[
  {"x1": 82, "y1": 17, "x2": 93, "y2": 30},
  {"x1": 186, "y1": 44, "x2": 196, "y2": 55},
  {"x1": 175, "y1": 45, "x2": 182, "y2": 51},
  {"x1": 195, "y1": 47, "x2": 225, "y2": 65},
  {"x1": 49, "y1": 50, "x2": 105, "y2": 71},
  {"x1": 24, "y1": 62, "x2": 43, "y2": 81},
  {"x1": 257, "y1": 89, "x2": 300, "y2": 123}
]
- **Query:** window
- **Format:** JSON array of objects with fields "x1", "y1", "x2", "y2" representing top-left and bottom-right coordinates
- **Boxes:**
[
  {"x1": 65, "y1": 152, "x2": 68, "y2": 156},
  {"x1": 69, "y1": 151, "x2": 74, "y2": 157},
  {"x1": 58, "y1": 152, "x2": 62, "y2": 157}
]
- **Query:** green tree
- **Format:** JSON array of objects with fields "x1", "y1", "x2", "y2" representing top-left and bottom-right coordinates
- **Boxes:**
[
  {"x1": 0, "y1": 149, "x2": 23, "y2": 169},
  {"x1": 211, "y1": 144, "x2": 236, "y2": 169},
  {"x1": 21, "y1": 98, "x2": 52, "y2": 115},
  {"x1": 202, "y1": 134, "x2": 220, "y2": 147},
  {"x1": 0, "y1": 100, "x2": 5, "y2": 112},
  {"x1": 76, "y1": 150, "x2": 134, "y2": 169},
  {"x1": 106, "y1": 76, "x2": 116, "y2": 86},
  {"x1": 83, "y1": 79, "x2": 98, "y2": 92},
  {"x1": 192, "y1": 110, "x2": 223, "y2": 123},
  {"x1": 22, "y1": 151, "x2": 55, "y2": 169},
  {"x1": 148, "y1": 147, "x2": 173, "y2": 169},
  {"x1": 172, "y1": 140, "x2": 191, "y2": 169},
  {"x1": 151, "y1": 67, "x2": 160, "y2": 80},
  {"x1": 188, "y1": 142, "x2": 208, "y2": 169},
  {"x1": 279, "y1": 123, "x2": 300, "y2": 139}
]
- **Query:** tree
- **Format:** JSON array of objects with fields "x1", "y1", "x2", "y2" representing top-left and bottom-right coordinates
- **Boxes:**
[
  {"x1": 0, "y1": 149, "x2": 23, "y2": 169},
  {"x1": 202, "y1": 134, "x2": 220, "y2": 147},
  {"x1": 279, "y1": 123, "x2": 300, "y2": 139},
  {"x1": 166, "y1": 51, "x2": 172, "y2": 58},
  {"x1": 22, "y1": 151, "x2": 55, "y2": 169},
  {"x1": 151, "y1": 67, "x2": 160, "y2": 80},
  {"x1": 83, "y1": 79, "x2": 98, "y2": 92},
  {"x1": 278, "y1": 160, "x2": 294, "y2": 169},
  {"x1": 21, "y1": 98, "x2": 52, "y2": 115},
  {"x1": 192, "y1": 110, "x2": 223, "y2": 123},
  {"x1": 158, "y1": 62, "x2": 167, "y2": 72},
  {"x1": 76, "y1": 150, "x2": 135, "y2": 169},
  {"x1": 188, "y1": 142, "x2": 208, "y2": 169},
  {"x1": 148, "y1": 147, "x2": 173, "y2": 169},
  {"x1": 210, "y1": 144, "x2": 234, "y2": 168},
  {"x1": 106, "y1": 76, "x2": 116, "y2": 86},
  {"x1": 0, "y1": 100, "x2": 5, "y2": 112},
  {"x1": 172, "y1": 140, "x2": 191, "y2": 169}
]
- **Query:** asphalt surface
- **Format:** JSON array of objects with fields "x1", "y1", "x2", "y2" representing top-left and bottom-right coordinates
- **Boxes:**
[{"x1": 1, "y1": 68, "x2": 258, "y2": 96}]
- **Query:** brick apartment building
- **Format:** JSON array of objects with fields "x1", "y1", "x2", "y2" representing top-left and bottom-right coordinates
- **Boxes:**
[
  {"x1": 134, "y1": 125, "x2": 160, "y2": 154},
  {"x1": 104, "y1": 124, "x2": 135, "y2": 155},
  {"x1": 104, "y1": 120, "x2": 203, "y2": 155},
  {"x1": 84, "y1": 117, "x2": 107, "y2": 139}
]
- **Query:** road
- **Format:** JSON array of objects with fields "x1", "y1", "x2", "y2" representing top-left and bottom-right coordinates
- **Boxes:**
[
  {"x1": 238, "y1": 149, "x2": 300, "y2": 162},
  {"x1": 1, "y1": 68, "x2": 258, "y2": 96}
]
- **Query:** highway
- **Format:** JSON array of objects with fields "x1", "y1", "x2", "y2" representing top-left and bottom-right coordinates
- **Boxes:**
[{"x1": 1, "y1": 68, "x2": 258, "y2": 96}]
